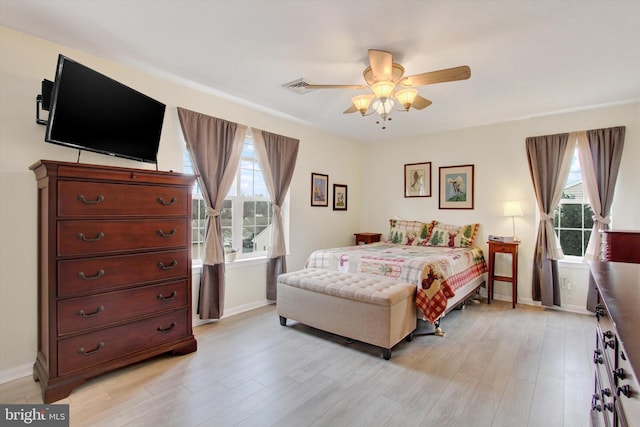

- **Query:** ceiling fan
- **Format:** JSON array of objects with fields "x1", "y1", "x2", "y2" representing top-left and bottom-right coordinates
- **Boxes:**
[{"x1": 299, "y1": 49, "x2": 471, "y2": 129}]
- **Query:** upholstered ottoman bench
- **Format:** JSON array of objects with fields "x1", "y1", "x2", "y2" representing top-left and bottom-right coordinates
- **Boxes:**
[{"x1": 276, "y1": 268, "x2": 417, "y2": 359}]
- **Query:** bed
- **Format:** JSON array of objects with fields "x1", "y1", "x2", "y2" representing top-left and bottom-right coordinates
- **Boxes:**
[{"x1": 305, "y1": 219, "x2": 488, "y2": 327}]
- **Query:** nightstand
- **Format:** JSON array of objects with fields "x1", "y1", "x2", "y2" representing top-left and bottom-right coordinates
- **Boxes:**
[
  {"x1": 487, "y1": 240, "x2": 519, "y2": 309},
  {"x1": 354, "y1": 232, "x2": 382, "y2": 245}
]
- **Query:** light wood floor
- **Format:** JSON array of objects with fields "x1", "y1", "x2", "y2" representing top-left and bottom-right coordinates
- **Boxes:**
[{"x1": 1, "y1": 299, "x2": 595, "y2": 427}]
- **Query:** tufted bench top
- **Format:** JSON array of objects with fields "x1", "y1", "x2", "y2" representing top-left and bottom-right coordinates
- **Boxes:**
[{"x1": 277, "y1": 268, "x2": 416, "y2": 307}]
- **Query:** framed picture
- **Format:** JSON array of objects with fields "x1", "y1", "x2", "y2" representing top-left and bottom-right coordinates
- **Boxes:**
[
  {"x1": 333, "y1": 184, "x2": 348, "y2": 210},
  {"x1": 404, "y1": 162, "x2": 432, "y2": 197},
  {"x1": 311, "y1": 173, "x2": 329, "y2": 206},
  {"x1": 439, "y1": 164, "x2": 474, "y2": 209}
]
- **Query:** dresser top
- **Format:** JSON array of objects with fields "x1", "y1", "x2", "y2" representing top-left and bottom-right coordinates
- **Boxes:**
[{"x1": 590, "y1": 261, "x2": 640, "y2": 384}]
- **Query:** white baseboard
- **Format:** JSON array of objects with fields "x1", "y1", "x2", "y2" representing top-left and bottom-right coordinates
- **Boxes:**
[
  {"x1": 0, "y1": 363, "x2": 33, "y2": 385},
  {"x1": 193, "y1": 299, "x2": 273, "y2": 327}
]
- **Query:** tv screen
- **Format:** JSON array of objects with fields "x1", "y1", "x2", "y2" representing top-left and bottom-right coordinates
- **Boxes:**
[{"x1": 45, "y1": 55, "x2": 166, "y2": 164}]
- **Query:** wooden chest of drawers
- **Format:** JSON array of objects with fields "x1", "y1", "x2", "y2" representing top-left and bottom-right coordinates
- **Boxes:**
[
  {"x1": 589, "y1": 261, "x2": 640, "y2": 427},
  {"x1": 601, "y1": 230, "x2": 640, "y2": 263},
  {"x1": 31, "y1": 160, "x2": 197, "y2": 403}
]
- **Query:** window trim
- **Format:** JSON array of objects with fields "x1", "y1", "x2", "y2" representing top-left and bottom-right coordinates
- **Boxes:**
[{"x1": 185, "y1": 136, "x2": 280, "y2": 263}]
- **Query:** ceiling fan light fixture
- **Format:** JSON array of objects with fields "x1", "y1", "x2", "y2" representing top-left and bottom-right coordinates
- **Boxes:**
[
  {"x1": 371, "y1": 81, "x2": 395, "y2": 99},
  {"x1": 372, "y1": 98, "x2": 394, "y2": 118},
  {"x1": 351, "y1": 94, "x2": 374, "y2": 115},
  {"x1": 394, "y1": 88, "x2": 418, "y2": 111}
]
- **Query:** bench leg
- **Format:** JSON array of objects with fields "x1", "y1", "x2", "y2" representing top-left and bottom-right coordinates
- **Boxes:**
[
  {"x1": 279, "y1": 316, "x2": 287, "y2": 326},
  {"x1": 382, "y1": 348, "x2": 392, "y2": 360}
]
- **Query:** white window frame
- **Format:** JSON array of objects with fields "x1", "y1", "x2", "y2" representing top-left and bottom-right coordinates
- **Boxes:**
[
  {"x1": 554, "y1": 146, "x2": 593, "y2": 261},
  {"x1": 184, "y1": 134, "x2": 277, "y2": 263}
]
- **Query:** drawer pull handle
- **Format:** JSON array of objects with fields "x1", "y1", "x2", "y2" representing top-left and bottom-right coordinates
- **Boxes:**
[
  {"x1": 157, "y1": 291, "x2": 177, "y2": 302},
  {"x1": 157, "y1": 197, "x2": 177, "y2": 206},
  {"x1": 77, "y1": 232, "x2": 105, "y2": 242},
  {"x1": 603, "y1": 402, "x2": 614, "y2": 412},
  {"x1": 158, "y1": 260, "x2": 178, "y2": 270},
  {"x1": 603, "y1": 330, "x2": 613, "y2": 339},
  {"x1": 614, "y1": 368, "x2": 626, "y2": 380},
  {"x1": 591, "y1": 394, "x2": 602, "y2": 412},
  {"x1": 617, "y1": 385, "x2": 632, "y2": 398},
  {"x1": 604, "y1": 339, "x2": 615, "y2": 349},
  {"x1": 78, "y1": 269, "x2": 105, "y2": 281},
  {"x1": 157, "y1": 322, "x2": 177, "y2": 333},
  {"x1": 78, "y1": 306, "x2": 104, "y2": 318},
  {"x1": 593, "y1": 350, "x2": 603, "y2": 365},
  {"x1": 157, "y1": 229, "x2": 177, "y2": 238},
  {"x1": 78, "y1": 342, "x2": 104, "y2": 356},
  {"x1": 77, "y1": 194, "x2": 105, "y2": 204}
]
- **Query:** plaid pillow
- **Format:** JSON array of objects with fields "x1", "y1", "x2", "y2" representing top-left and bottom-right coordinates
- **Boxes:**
[{"x1": 388, "y1": 219, "x2": 429, "y2": 245}]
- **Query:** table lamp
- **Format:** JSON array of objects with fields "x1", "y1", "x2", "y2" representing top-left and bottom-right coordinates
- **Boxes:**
[{"x1": 503, "y1": 201, "x2": 523, "y2": 242}]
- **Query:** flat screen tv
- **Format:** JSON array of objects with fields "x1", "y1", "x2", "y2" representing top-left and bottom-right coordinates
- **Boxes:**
[{"x1": 45, "y1": 54, "x2": 166, "y2": 164}]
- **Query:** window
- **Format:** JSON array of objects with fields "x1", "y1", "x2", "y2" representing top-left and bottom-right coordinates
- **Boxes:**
[
  {"x1": 553, "y1": 147, "x2": 593, "y2": 258},
  {"x1": 184, "y1": 135, "x2": 273, "y2": 261}
]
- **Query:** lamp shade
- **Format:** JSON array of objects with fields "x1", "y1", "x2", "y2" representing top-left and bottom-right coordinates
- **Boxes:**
[
  {"x1": 351, "y1": 94, "x2": 373, "y2": 115},
  {"x1": 503, "y1": 201, "x2": 523, "y2": 217},
  {"x1": 394, "y1": 88, "x2": 418, "y2": 110},
  {"x1": 371, "y1": 81, "x2": 395, "y2": 99}
]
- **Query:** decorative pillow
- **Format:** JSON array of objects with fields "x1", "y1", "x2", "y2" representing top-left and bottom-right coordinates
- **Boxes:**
[
  {"x1": 414, "y1": 221, "x2": 435, "y2": 246},
  {"x1": 427, "y1": 221, "x2": 479, "y2": 247},
  {"x1": 387, "y1": 219, "x2": 426, "y2": 245}
]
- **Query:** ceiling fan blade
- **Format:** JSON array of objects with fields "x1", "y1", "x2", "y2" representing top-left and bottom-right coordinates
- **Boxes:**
[
  {"x1": 411, "y1": 95, "x2": 432, "y2": 110},
  {"x1": 303, "y1": 84, "x2": 369, "y2": 90},
  {"x1": 343, "y1": 104, "x2": 358, "y2": 114},
  {"x1": 401, "y1": 65, "x2": 471, "y2": 87},
  {"x1": 368, "y1": 49, "x2": 393, "y2": 82}
]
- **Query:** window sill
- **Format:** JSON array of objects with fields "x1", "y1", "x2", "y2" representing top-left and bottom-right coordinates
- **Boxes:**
[
  {"x1": 192, "y1": 256, "x2": 268, "y2": 273},
  {"x1": 558, "y1": 256, "x2": 589, "y2": 269}
]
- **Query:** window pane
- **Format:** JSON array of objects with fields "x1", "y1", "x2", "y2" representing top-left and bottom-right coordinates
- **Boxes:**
[
  {"x1": 560, "y1": 203, "x2": 582, "y2": 228},
  {"x1": 240, "y1": 169, "x2": 254, "y2": 197},
  {"x1": 255, "y1": 201, "x2": 270, "y2": 225},
  {"x1": 560, "y1": 229, "x2": 582, "y2": 256},
  {"x1": 221, "y1": 200, "x2": 232, "y2": 227},
  {"x1": 584, "y1": 204, "x2": 594, "y2": 228}
]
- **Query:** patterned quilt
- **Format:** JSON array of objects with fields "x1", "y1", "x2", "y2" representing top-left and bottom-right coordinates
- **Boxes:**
[{"x1": 305, "y1": 243, "x2": 487, "y2": 323}]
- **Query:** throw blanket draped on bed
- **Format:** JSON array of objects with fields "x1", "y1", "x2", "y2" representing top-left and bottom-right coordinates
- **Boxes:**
[{"x1": 306, "y1": 243, "x2": 487, "y2": 323}]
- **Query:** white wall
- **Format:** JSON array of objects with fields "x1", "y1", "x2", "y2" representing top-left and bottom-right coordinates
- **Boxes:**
[
  {"x1": 359, "y1": 102, "x2": 640, "y2": 308},
  {"x1": 0, "y1": 27, "x2": 363, "y2": 381}
]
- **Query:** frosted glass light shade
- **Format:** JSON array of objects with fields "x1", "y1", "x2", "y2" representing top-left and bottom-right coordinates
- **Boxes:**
[
  {"x1": 394, "y1": 88, "x2": 418, "y2": 110},
  {"x1": 351, "y1": 94, "x2": 373, "y2": 114},
  {"x1": 371, "y1": 81, "x2": 395, "y2": 99}
]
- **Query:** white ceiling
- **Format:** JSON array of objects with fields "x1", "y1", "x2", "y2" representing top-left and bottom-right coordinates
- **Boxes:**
[{"x1": 1, "y1": 0, "x2": 639, "y2": 143}]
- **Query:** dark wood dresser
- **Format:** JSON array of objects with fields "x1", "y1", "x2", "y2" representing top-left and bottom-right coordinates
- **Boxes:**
[
  {"x1": 30, "y1": 160, "x2": 197, "y2": 403},
  {"x1": 602, "y1": 230, "x2": 640, "y2": 263},
  {"x1": 590, "y1": 261, "x2": 640, "y2": 426}
]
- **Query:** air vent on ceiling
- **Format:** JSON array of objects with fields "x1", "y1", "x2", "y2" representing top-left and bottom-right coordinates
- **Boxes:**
[{"x1": 283, "y1": 78, "x2": 315, "y2": 94}]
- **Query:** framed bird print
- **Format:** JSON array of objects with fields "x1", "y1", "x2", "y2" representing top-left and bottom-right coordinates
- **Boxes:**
[
  {"x1": 439, "y1": 164, "x2": 474, "y2": 209},
  {"x1": 404, "y1": 162, "x2": 432, "y2": 198}
]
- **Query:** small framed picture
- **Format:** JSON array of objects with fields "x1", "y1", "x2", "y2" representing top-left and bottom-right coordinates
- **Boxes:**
[
  {"x1": 404, "y1": 162, "x2": 432, "y2": 197},
  {"x1": 333, "y1": 184, "x2": 348, "y2": 211},
  {"x1": 311, "y1": 173, "x2": 329, "y2": 206},
  {"x1": 439, "y1": 164, "x2": 474, "y2": 209}
]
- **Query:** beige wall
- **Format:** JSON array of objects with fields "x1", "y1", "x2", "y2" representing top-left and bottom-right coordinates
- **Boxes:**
[
  {"x1": 0, "y1": 26, "x2": 363, "y2": 381},
  {"x1": 359, "y1": 103, "x2": 640, "y2": 308},
  {"x1": 1, "y1": 25, "x2": 639, "y2": 382}
]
